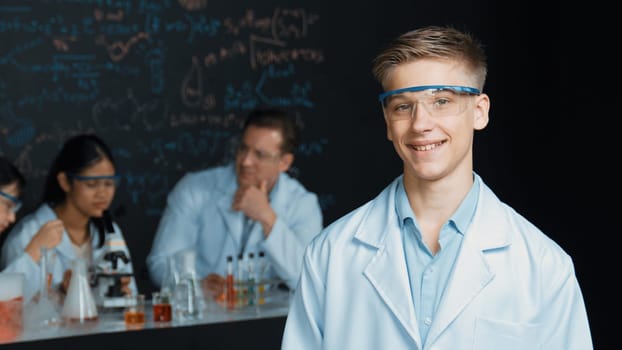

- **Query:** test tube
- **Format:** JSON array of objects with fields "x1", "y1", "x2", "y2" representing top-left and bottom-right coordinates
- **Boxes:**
[
  {"x1": 257, "y1": 251, "x2": 266, "y2": 305},
  {"x1": 225, "y1": 255, "x2": 235, "y2": 310},
  {"x1": 236, "y1": 254, "x2": 246, "y2": 307},
  {"x1": 247, "y1": 252, "x2": 255, "y2": 306}
]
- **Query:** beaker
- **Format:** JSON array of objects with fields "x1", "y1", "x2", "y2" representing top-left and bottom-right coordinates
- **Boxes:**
[
  {"x1": 0, "y1": 273, "x2": 24, "y2": 344},
  {"x1": 60, "y1": 258, "x2": 98, "y2": 324},
  {"x1": 124, "y1": 294, "x2": 145, "y2": 330},
  {"x1": 152, "y1": 291, "x2": 172, "y2": 323},
  {"x1": 173, "y1": 249, "x2": 204, "y2": 320}
]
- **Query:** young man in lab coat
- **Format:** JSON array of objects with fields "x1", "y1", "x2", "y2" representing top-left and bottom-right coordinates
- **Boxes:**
[{"x1": 282, "y1": 26, "x2": 592, "y2": 349}]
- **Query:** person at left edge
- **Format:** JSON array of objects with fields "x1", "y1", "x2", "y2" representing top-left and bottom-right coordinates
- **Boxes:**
[
  {"x1": 0, "y1": 134, "x2": 138, "y2": 302},
  {"x1": 0, "y1": 156, "x2": 26, "y2": 255}
]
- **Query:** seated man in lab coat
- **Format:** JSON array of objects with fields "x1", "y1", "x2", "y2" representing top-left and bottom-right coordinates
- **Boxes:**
[
  {"x1": 147, "y1": 108, "x2": 323, "y2": 298},
  {"x1": 282, "y1": 26, "x2": 592, "y2": 350}
]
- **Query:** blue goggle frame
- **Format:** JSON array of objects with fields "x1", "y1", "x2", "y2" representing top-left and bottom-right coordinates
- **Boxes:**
[
  {"x1": 0, "y1": 190, "x2": 22, "y2": 212},
  {"x1": 378, "y1": 85, "x2": 481, "y2": 104},
  {"x1": 67, "y1": 174, "x2": 120, "y2": 181}
]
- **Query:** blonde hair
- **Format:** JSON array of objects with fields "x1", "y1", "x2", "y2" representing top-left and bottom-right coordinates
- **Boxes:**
[{"x1": 372, "y1": 26, "x2": 487, "y2": 91}]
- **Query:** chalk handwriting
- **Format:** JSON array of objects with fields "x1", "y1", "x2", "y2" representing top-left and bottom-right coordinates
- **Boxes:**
[{"x1": 0, "y1": 1, "x2": 332, "y2": 232}]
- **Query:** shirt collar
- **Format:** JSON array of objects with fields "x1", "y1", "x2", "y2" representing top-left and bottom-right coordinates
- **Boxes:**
[
  {"x1": 395, "y1": 177, "x2": 413, "y2": 229},
  {"x1": 394, "y1": 174, "x2": 481, "y2": 234},
  {"x1": 452, "y1": 174, "x2": 480, "y2": 234}
]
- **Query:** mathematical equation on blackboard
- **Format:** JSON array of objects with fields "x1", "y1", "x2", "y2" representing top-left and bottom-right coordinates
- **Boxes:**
[{"x1": 0, "y1": 0, "x2": 335, "y2": 219}]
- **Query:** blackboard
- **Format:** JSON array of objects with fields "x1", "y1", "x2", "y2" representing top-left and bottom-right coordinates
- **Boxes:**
[
  {"x1": 0, "y1": 1, "x2": 612, "y2": 346},
  {"x1": 0, "y1": 0, "x2": 350, "y2": 291}
]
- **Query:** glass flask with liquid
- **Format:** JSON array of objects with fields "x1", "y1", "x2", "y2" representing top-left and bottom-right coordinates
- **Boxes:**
[{"x1": 60, "y1": 258, "x2": 98, "y2": 324}]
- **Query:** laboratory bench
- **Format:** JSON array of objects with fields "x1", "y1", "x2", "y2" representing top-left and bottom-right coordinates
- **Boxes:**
[{"x1": 2, "y1": 289, "x2": 291, "y2": 350}]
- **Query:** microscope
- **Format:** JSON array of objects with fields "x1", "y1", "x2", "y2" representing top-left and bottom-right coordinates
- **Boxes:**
[{"x1": 92, "y1": 210, "x2": 134, "y2": 308}]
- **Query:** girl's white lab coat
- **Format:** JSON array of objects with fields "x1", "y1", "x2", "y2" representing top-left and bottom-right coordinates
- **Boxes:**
[
  {"x1": 0, "y1": 204, "x2": 137, "y2": 302},
  {"x1": 282, "y1": 174, "x2": 592, "y2": 350}
]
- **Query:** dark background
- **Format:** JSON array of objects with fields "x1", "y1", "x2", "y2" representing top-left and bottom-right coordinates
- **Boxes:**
[{"x1": 0, "y1": 0, "x2": 613, "y2": 348}]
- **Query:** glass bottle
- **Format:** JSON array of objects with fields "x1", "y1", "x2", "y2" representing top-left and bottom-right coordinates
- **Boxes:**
[
  {"x1": 173, "y1": 250, "x2": 203, "y2": 320},
  {"x1": 225, "y1": 255, "x2": 236, "y2": 310},
  {"x1": 236, "y1": 253, "x2": 246, "y2": 307},
  {"x1": 246, "y1": 252, "x2": 255, "y2": 306},
  {"x1": 161, "y1": 255, "x2": 179, "y2": 295},
  {"x1": 257, "y1": 251, "x2": 267, "y2": 305}
]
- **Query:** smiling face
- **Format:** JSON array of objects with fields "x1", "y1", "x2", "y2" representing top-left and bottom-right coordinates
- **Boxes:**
[
  {"x1": 382, "y1": 58, "x2": 490, "y2": 183},
  {"x1": 60, "y1": 158, "x2": 117, "y2": 219},
  {"x1": 0, "y1": 182, "x2": 20, "y2": 234}
]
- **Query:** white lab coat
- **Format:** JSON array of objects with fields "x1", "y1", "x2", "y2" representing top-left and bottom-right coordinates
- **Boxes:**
[
  {"x1": 146, "y1": 164, "x2": 323, "y2": 290},
  {"x1": 0, "y1": 204, "x2": 138, "y2": 303},
  {"x1": 282, "y1": 173, "x2": 593, "y2": 350}
]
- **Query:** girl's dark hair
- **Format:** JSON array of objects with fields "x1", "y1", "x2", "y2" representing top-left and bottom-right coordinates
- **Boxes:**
[
  {"x1": 0, "y1": 156, "x2": 25, "y2": 190},
  {"x1": 42, "y1": 134, "x2": 115, "y2": 205},
  {"x1": 42, "y1": 134, "x2": 116, "y2": 247}
]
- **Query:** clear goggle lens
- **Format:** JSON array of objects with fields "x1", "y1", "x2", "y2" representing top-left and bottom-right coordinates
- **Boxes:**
[
  {"x1": 379, "y1": 85, "x2": 480, "y2": 120},
  {"x1": 0, "y1": 191, "x2": 22, "y2": 213}
]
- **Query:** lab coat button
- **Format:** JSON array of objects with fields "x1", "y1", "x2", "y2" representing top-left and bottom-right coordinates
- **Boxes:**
[{"x1": 424, "y1": 317, "x2": 432, "y2": 325}]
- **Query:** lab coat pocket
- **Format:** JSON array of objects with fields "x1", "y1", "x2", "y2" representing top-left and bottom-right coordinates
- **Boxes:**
[{"x1": 473, "y1": 316, "x2": 541, "y2": 350}]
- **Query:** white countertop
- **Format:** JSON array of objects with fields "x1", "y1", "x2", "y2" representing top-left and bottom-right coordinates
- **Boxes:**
[{"x1": 11, "y1": 288, "x2": 291, "y2": 344}]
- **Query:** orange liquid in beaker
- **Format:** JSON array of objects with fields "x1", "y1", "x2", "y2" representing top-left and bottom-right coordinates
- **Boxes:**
[
  {"x1": 65, "y1": 316, "x2": 99, "y2": 323},
  {"x1": 124, "y1": 311, "x2": 145, "y2": 324},
  {"x1": 153, "y1": 303, "x2": 172, "y2": 322},
  {"x1": 0, "y1": 296, "x2": 23, "y2": 343}
]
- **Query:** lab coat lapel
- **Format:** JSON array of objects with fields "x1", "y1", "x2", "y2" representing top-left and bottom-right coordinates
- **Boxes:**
[
  {"x1": 54, "y1": 232, "x2": 77, "y2": 263},
  {"x1": 359, "y1": 178, "x2": 422, "y2": 347},
  {"x1": 424, "y1": 232, "x2": 493, "y2": 346},
  {"x1": 55, "y1": 222, "x2": 102, "y2": 266},
  {"x1": 364, "y1": 227, "x2": 421, "y2": 347},
  {"x1": 217, "y1": 190, "x2": 245, "y2": 253},
  {"x1": 424, "y1": 179, "x2": 508, "y2": 347}
]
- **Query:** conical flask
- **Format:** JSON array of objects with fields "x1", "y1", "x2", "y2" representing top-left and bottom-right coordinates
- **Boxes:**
[{"x1": 61, "y1": 258, "x2": 98, "y2": 323}]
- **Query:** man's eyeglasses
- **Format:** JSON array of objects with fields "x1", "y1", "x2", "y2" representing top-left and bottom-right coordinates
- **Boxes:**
[
  {"x1": 0, "y1": 190, "x2": 22, "y2": 213},
  {"x1": 236, "y1": 144, "x2": 281, "y2": 163},
  {"x1": 379, "y1": 85, "x2": 480, "y2": 120},
  {"x1": 67, "y1": 173, "x2": 121, "y2": 189}
]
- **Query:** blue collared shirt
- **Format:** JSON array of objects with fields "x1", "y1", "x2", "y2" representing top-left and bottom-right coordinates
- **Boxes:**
[{"x1": 396, "y1": 175, "x2": 480, "y2": 344}]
